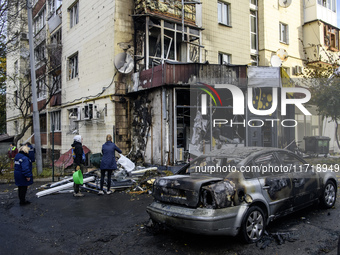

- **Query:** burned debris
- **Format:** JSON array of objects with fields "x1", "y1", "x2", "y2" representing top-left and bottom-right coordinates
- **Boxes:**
[
  {"x1": 36, "y1": 155, "x2": 164, "y2": 197},
  {"x1": 201, "y1": 181, "x2": 236, "y2": 209}
]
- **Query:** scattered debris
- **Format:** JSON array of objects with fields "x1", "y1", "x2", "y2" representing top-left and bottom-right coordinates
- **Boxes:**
[
  {"x1": 36, "y1": 154, "x2": 170, "y2": 197},
  {"x1": 256, "y1": 231, "x2": 299, "y2": 249}
]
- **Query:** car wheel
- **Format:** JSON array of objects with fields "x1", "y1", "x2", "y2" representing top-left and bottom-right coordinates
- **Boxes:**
[
  {"x1": 320, "y1": 180, "x2": 336, "y2": 209},
  {"x1": 241, "y1": 206, "x2": 266, "y2": 243}
]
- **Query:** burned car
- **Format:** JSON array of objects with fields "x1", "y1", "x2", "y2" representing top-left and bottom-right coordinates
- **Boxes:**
[{"x1": 146, "y1": 147, "x2": 337, "y2": 243}]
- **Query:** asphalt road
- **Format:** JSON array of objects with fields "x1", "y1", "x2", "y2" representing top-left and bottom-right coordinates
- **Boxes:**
[{"x1": 0, "y1": 181, "x2": 339, "y2": 255}]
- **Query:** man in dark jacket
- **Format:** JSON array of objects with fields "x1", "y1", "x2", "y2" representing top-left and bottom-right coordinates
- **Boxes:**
[
  {"x1": 14, "y1": 145, "x2": 33, "y2": 205},
  {"x1": 72, "y1": 135, "x2": 85, "y2": 197},
  {"x1": 98, "y1": 134, "x2": 122, "y2": 195}
]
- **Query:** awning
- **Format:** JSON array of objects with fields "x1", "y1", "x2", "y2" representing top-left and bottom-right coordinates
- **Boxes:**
[{"x1": 54, "y1": 145, "x2": 91, "y2": 168}]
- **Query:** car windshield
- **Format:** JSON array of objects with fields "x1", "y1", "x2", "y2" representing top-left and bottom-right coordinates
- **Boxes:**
[{"x1": 186, "y1": 155, "x2": 244, "y2": 177}]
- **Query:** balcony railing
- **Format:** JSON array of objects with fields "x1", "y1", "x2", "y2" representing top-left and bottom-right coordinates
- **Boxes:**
[{"x1": 136, "y1": 62, "x2": 247, "y2": 90}]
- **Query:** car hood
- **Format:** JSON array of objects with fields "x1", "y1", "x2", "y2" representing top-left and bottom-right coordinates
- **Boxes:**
[{"x1": 153, "y1": 175, "x2": 223, "y2": 207}]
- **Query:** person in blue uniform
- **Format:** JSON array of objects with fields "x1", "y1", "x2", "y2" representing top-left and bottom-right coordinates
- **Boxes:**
[{"x1": 14, "y1": 145, "x2": 33, "y2": 206}]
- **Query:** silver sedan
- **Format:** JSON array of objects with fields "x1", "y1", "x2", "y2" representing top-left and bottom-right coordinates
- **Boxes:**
[{"x1": 146, "y1": 147, "x2": 337, "y2": 243}]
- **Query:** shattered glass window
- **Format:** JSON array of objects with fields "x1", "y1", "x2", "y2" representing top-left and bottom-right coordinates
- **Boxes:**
[
  {"x1": 254, "y1": 153, "x2": 279, "y2": 166},
  {"x1": 276, "y1": 152, "x2": 305, "y2": 166}
]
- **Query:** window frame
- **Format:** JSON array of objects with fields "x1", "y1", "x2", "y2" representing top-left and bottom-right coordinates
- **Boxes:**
[
  {"x1": 33, "y1": 7, "x2": 46, "y2": 35},
  {"x1": 218, "y1": 52, "x2": 231, "y2": 65},
  {"x1": 68, "y1": 53, "x2": 79, "y2": 80},
  {"x1": 69, "y1": 1, "x2": 79, "y2": 28},
  {"x1": 50, "y1": 110, "x2": 61, "y2": 131},
  {"x1": 34, "y1": 43, "x2": 45, "y2": 63},
  {"x1": 279, "y1": 22, "x2": 289, "y2": 44},
  {"x1": 218, "y1": 1, "x2": 231, "y2": 26},
  {"x1": 250, "y1": 55, "x2": 258, "y2": 66},
  {"x1": 37, "y1": 78, "x2": 47, "y2": 100},
  {"x1": 250, "y1": 9, "x2": 258, "y2": 53}
]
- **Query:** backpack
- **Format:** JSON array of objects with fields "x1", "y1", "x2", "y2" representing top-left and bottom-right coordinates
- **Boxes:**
[{"x1": 72, "y1": 148, "x2": 86, "y2": 163}]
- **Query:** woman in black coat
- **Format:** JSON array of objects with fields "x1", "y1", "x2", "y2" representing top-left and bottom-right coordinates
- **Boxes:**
[{"x1": 99, "y1": 134, "x2": 122, "y2": 195}]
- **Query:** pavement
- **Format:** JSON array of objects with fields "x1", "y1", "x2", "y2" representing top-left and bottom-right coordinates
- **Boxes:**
[
  {"x1": 1, "y1": 175, "x2": 340, "y2": 255},
  {"x1": 0, "y1": 181, "x2": 154, "y2": 255}
]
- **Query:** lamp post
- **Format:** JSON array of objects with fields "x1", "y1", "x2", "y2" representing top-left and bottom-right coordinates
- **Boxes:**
[{"x1": 27, "y1": 0, "x2": 43, "y2": 175}]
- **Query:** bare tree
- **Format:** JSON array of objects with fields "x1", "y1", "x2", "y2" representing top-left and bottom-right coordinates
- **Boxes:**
[{"x1": 5, "y1": 1, "x2": 62, "y2": 146}]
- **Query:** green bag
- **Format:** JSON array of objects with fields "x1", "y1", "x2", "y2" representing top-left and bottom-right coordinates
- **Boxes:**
[{"x1": 73, "y1": 170, "x2": 83, "y2": 185}]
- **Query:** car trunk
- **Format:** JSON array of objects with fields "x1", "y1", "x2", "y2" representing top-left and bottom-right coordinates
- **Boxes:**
[{"x1": 152, "y1": 175, "x2": 223, "y2": 208}]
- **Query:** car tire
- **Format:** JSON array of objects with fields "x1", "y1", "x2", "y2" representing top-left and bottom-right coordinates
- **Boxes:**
[
  {"x1": 240, "y1": 206, "x2": 266, "y2": 243},
  {"x1": 320, "y1": 180, "x2": 336, "y2": 209}
]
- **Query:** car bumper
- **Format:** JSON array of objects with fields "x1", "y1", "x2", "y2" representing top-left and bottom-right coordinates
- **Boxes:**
[{"x1": 146, "y1": 201, "x2": 248, "y2": 236}]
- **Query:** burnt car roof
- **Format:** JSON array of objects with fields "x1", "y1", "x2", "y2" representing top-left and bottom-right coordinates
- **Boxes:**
[{"x1": 200, "y1": 147, "x2": 288, "y2": 159}]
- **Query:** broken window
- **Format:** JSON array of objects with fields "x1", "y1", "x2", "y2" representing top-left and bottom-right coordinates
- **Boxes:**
[
  {"x1": 137, "y1": 17, "x2": 202, "y2": 69},
  {"x1": 324, "y1": 24, "x2": 339, "y2": 49},
  {"x1": 276, "y1": 152, "x2": 305, "y2": 167},
  {"x1": 250, "y1": 55, "x2": 258, "y2": 66},
  {"x1": 254, "y1": 153, "x2": 280, "y2": 170},
  {"x1": 219, "y1": 53, "x2": 231, "y2": 65},
  {"x1": 50, "y1": 28, "x2": 62, "y2": 45},
  {"x1": 68, "y1": 53, "x2": 78, "y2": 80},
  {"x1": 69, "y1": 107, "x2": 80, "y2": 133}
]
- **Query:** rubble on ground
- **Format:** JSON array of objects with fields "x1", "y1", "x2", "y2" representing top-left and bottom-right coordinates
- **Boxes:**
[{"x1": 36, "y1": 155, "x2": 173, "y2": 197}]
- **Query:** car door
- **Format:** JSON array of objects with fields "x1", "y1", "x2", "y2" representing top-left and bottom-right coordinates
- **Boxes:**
[
  {"x1": 276, "y1": 152, "x2": 318, "y2": 210},
  {"x1": 252, "y1": 152, "x2": 295, "y2": 216}
]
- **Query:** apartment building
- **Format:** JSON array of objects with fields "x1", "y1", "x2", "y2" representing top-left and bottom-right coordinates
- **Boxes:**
[{"x1": 6, "y1": 0, "x2": 340, "y2": 168}]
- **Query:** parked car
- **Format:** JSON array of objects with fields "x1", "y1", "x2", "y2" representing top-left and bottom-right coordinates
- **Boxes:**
[{"x1": 146, "y1": 147, "x2": 337, "y2": 243}]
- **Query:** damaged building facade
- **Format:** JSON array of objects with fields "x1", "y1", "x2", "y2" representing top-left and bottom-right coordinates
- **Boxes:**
[{"x1": 6, "y1": 0, "x2": 340, "y2": 167}]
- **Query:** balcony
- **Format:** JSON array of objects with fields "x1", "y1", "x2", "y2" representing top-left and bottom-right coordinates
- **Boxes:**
[
  {"x1": 135, "y1": 0, "x2": 197, "y2": 25},
  {"x1": 133, "y1": 62, "x2": 247, "y2": 92}
]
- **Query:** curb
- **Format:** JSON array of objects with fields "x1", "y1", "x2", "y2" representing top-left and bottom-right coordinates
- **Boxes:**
[{"x1": 0, "y1": 177, "x2": 55, "y2": 184}]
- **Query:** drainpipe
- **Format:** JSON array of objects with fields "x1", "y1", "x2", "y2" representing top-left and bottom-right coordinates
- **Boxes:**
[
  {"x1": 161, "y1": 89, "x2": 163, "y2": 165},
  {"x1": 162, "y1": 88, "x2": 169, "y2": 165},
  {"x1": 166, "y1": 90, "x2": 170, "y2": 165}
]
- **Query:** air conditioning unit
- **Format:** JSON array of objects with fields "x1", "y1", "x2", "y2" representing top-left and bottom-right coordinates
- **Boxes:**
[
  {"x1": 83, "y1": 103, "x2": 94, "y2": 120},
  {"x1": 93, "y1": 104, "x2": 98, "y2": 119},
  {"x1": 293, "y1": 65, "x2": 303, "y2": 75},
  {"x1": 68, "y1": 107, "x2": 82, "y2": 121}
]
